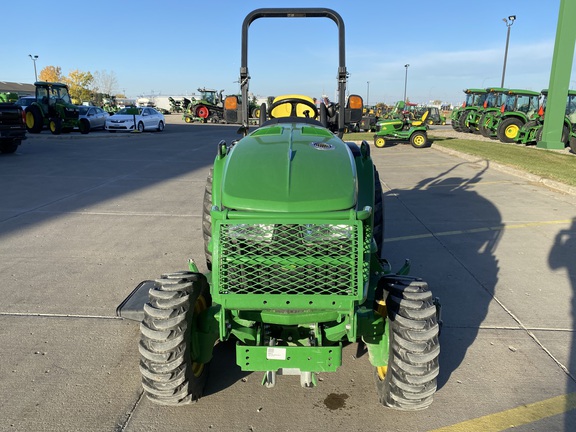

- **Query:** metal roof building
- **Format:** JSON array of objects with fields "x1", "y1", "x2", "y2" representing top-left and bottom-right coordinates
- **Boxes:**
[{"x1": 0, "y1": 81, "x2": 35, "y2": 95}]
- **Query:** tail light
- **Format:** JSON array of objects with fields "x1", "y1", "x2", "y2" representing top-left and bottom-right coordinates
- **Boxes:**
[
  {"x1": 224, "y1": 96, "x2": 238, "y2": 110},
  {"x1": 347, "y1": 95, "x2": 363, "y2": 109}
]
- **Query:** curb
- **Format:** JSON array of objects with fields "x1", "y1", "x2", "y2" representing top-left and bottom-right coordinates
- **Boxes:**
[{"x1": 431, "y1": 144, "x2": 576, "y2": 196}]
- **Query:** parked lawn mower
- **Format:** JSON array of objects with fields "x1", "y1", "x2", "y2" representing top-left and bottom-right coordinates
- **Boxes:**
[
  {"x1": 373, "y1": 109, "x2": 430, "y2": 148},
  {"x1": 118, "y1": 7, "x2": 440, "y2": 410}
]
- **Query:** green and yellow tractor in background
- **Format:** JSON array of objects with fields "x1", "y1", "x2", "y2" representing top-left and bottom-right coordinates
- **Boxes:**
[
  {"x1": 462, "y1": 87, "x2": 507, "y2": 134},
  {"x1": 24, "y1": 82, "x2": 89, "y2": 135},
  {"x1": 451, "y1": 88, "x2": 487, "y2": 133},
  {"x1": 481, "y1": 89, "x2": 540, "y2": 143},
  {"x1": 183, "y1": 88, "x2": 224, "y2": 123},
  {"x1": 516, "y1": 89, "x2": 576, "y2": 151},
  {"x1": 119, "y1": 7, "x2": 440, "y2": 410}
]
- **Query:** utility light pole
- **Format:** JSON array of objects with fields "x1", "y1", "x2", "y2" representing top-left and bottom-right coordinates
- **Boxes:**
[
  {"x1": 501, "y1": 15, "x2": 516, "y2": 88},
  {"x1": 29, "y1": 54, "x2": 38, "y2": 82},
  {"x1": 403, "y1": 64, "x2": 410, "y2": 103},
  {"x1": 366, "y1": 81, "x2": 370, "y2": 107}
]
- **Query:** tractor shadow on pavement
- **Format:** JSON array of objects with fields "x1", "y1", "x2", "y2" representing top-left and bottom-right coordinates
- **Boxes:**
[
  {"x1": 382, "y1": 160, "x2": 502, "y2": 390},
  {"x1": 203, "y1": 340, "x2": 251, "y2": 396}
]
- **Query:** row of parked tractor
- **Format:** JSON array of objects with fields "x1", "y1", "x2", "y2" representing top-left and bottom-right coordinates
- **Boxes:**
[{"x1": 451, "y1": 87, "x2": 576, "y2": 152}]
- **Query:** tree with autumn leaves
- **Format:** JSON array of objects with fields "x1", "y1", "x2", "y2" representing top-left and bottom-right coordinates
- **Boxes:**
[{"x1": 38, "y1": 65, "x2": 118, "y2": 104}]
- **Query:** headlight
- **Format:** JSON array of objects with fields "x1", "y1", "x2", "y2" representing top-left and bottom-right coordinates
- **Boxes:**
[
  {"x1": 228, "y1": 224, "x2": 274, "y2": 242},
  {"x1": 226, "y1": 223, "x2": 352, "y2": 243},
  {"x1": 302, "y1": 224, "x2": 352, "y2": 242}
]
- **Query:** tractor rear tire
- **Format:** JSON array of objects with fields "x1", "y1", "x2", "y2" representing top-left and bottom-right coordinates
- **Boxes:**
[
  {"x1": 410, "y1": 131, "x2": 429, "y2": 148},
  {"x1": 202, "y1": 168, "x2": 213, "y2": 271},
  {"x1": 25, "y1": 105, "x2": 43, "y2": 133},
  {"x1": 139, "y1": 272, "x2": 211, "y2": 405},
  {"x1": 479, "y1": 114, "x2": 492, "y2": 137},
  {"x1": 497, "y1": 118, "x2": 523, "y2": 143},
  {"x1": 458, "y1": 111, "x2": 470, "y2": 133},
  {"x1": 375, "y1": 275, "x2": 440, "y2": 410}
]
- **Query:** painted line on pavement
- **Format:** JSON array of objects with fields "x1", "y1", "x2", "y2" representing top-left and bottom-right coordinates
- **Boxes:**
[
  {"x1": 386, "y1": 219, "x2": 572, "y2": 242},
  {"x1": 430, "y1": 392, "x2": 576, "y2": 432}
]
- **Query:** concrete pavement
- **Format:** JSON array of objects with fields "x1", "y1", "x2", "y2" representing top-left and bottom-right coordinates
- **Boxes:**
[{"x1": 0, "y1": 117, "x2": 575, "y2": 431}]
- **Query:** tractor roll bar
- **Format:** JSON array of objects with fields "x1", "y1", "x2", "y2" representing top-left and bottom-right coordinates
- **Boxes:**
[{"x1": 240, "y1": 8, "x2": 348, "y2": 135}]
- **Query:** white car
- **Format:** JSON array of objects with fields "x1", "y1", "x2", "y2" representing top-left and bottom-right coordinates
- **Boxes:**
[{"x1": 105, "y1": 107, "x2": 165, "y2": 132}]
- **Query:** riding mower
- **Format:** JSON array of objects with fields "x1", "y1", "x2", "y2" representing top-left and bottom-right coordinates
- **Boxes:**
[
  {"x1": 373, "y1": 109, "x2": 430, "y2": 148},
  {"x1": 118, "y1": 7, "x2": 440, "y2": 410}
]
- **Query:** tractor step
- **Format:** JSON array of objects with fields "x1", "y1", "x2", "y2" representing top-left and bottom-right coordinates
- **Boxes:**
[{"x1": 116, "y1": 280, "x2": 155, "y2": 321}]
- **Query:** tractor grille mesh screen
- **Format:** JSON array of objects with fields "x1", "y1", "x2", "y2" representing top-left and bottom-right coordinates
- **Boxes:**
[{"x1": 217, "y1": 223, "x2": 360, "y2": 296}]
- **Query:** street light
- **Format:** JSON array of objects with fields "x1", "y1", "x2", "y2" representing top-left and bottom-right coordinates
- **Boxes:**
[
  {"x1": 500, "y1": 15, "x2": 516, "y2": 88},
  {"x1": 366, "y1": 81, "x2": 370, "y2": 107},
  {"x1": 403, "y1": 64, "x2": 410, "y2": 103},
  {"x1": 28, "y1": 54, "x2": 38, "y2": 82}
]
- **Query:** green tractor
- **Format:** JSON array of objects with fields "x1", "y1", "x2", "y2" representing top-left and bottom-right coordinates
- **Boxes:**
[
  {"x1": 422, "y1": 106, "x2": 446, "y2": 125},
  {"x1": 119, "y1": 7, "x2": 440, "y2": 410},
  {"x1": 481, "y1": 89, "x2": 540, "y2": 143},
  {"x1": 183, "y1": 88, "x2": 224, "y2": 123},
  {"x1": 516, "y1": 89, "x2": 576, "y2": 151},
  {"x1": 452, "y1": 88, "x2": 487, "y2": 133},
  {"x1": 463, "y1": 87, "x2": 507, "y2": 134},
  {"x1": 25, "y1": 82, "x2": 89, "y2": 135},
  {"x1": 373, "y1": 109, "x2": 430, "y2": 148},
  {"x1": 0, "y1": 92, "x2": 19, "y2": 103}
]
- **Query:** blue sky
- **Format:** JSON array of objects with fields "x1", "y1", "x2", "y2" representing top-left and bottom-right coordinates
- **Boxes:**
[{"x1": 2, "y1": 0, "x2": 571, "y2": 105}]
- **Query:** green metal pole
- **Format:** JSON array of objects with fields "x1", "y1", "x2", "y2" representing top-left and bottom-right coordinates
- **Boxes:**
[{"x1": 538, "y1": 0, "x2": 576, "y2": 149}]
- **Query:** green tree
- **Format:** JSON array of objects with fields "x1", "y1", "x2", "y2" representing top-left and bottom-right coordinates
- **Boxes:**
[
  {"x1": 38, "y1": 65, "x2": 63, "y2": 83},
  {"x1": 64, "y1": 69, "x2": 94, "y2": 104}
]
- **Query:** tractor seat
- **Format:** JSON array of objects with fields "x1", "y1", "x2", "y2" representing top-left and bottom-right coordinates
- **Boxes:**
[
  {"x1": 270, "y1": 94, "x2": 317, "y2": 118},
  {"x1": 410, "y1": 110, "x2": 429, "y2": 127}
]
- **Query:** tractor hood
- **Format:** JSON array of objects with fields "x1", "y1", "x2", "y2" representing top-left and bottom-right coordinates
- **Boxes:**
[{"x1": 221, "y1": 123, "x2": 357, "y2": 212}]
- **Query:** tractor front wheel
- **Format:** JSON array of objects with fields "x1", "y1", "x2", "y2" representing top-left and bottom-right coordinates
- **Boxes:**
[
  {"x1": 139, "y1": 272, "x2": 211, "y2": 405},
  {"x1": 570, "y1": 136, "x2": 576, "y2": 154},
  {"x1": 375, "y1": 275, "x2": 440, "y2": 410},
  {"x1": 497, "y1": 118, "x2": 523, "y2": 143},
  {"x1": 49, "y1": 118, "x2": 62, "y2": 135},
  {"x1": 202, "y1": 168, "x2": 213, "y2": 271},
  {"x1": 374, "y1": 137, "x2": 386, "y2": 148},
  {"x1": 410, "y1": 131, "x2": 429, "y2": 148},
  {"x1": 373, "y1": 168, "x2": 384, "y2": 256},
  {"x1": 184, "y1": 116, "x2": 193, "y2": 123}
]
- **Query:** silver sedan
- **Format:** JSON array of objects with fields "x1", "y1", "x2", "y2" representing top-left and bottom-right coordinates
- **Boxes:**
[{"x1": 78, "y1": 106, "x2": 109, "y2": 131}]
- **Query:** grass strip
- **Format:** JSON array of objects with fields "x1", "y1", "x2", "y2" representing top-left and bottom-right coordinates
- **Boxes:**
[{"x1": 342, "y1": 132, "x2": 576, "y2": 188}]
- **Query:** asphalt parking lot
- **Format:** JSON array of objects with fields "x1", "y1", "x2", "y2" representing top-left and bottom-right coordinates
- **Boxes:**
[{"x1": 1, "y1": 116, "x2": 575, "y2": 431}]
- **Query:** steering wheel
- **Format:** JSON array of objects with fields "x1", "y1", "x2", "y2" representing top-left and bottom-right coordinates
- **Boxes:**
[{"x1": 268, "y1": 97, "x2": 319, "y2": 119}]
